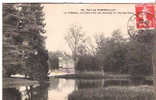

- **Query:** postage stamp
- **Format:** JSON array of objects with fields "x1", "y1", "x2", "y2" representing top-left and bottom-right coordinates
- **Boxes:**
[
  {"x1": 135, "y1": 4, "x2": 155, "y2": 29},
  {"x1": 127, "y1": 3, "x2": 155, "y2": 39}
]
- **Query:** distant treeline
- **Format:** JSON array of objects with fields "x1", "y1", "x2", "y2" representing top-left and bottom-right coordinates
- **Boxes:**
[{"x1": 76, "y1": 30, "x2": 154, "y2": 76}]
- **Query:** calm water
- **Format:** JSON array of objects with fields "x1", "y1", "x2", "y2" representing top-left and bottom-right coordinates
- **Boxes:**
[{"x1": 3, "y1": 78, "x2": 153, "y2": 100}]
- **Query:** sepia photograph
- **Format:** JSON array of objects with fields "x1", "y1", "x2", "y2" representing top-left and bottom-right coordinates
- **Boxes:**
[{"x1": 2, "y1": 3, "x2": 156, "y2": 100}]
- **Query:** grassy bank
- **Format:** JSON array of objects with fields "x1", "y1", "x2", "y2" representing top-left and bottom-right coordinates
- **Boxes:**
[
  {"x1": 54, "y1": 71, "x2": 131, "y2": 79},
  {"x1": 3, "y1": 78, "x2": 39, "y2": 88},
  {"x1": 69, "y1": 86, "x2": 155, "y2": 100}
]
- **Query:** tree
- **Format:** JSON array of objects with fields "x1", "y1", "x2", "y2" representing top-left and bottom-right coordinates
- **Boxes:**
[
  {"x1": 95, "y1": 30, "x2": 128, "y2": 74},
  {"x1": 125, "y1": 38, "x2": 152, "y2": 76},
  {"x1": 126, "y1": 29, "x2": 154, "y2": 76},
  {"x1": 48, "y1": 51, "x2": 59, "y2": 70},
  {"x1": 77, "y1": 54, "x2": 100, "y2": 71},
  {"x1": 3, "y1": 4, "x2": 48, "y2": 80},
  {"x1": 77, "y1": 36, "x2": 96, "y2": 56},
  {"x1": 18, "y1": 4, "x2": 48, "y2": 80},
  {"x1": 3, "y1": 4, "x2": 26, "y2": 77},
  {"x1": 65, "y1": 24, "x2": 85, "y2": 70},
  {"x1": 95, "y1": 29, "x2": 153, "y2": 76}
]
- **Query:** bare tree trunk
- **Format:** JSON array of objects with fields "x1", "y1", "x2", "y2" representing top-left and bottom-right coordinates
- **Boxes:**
[{"x1": 74, "y1": 57, "x2": 79, "y2": 74}]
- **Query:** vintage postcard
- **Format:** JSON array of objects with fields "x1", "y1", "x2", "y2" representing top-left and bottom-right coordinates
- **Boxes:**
[{"x1": 2, "y1": 3, "x2": 156, "y2": 100}]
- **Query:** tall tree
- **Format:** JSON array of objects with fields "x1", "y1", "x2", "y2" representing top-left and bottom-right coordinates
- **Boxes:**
[
  {"x1": 65, "y1": 24, "x2": 85, "y2": 71},
  {"x1": 126, "y1": 29, "x2": 154, "y2": 76},
  {"x1": 18, "y1": 4, "x2": 48, "y2": 80},
  {"x1": 3, "y1": 4, "x2": 26, "y2": 77},
  {"x1": 95, "y1": 30, "x2": 128, "y2": 73},
  {"x1": 3, "y1": 4, "x2": 48, "y2": 80}
]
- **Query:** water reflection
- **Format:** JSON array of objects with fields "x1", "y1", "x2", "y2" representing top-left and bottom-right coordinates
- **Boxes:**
[
  {"x1": 29, "y1": 84, "x2": 48, "y2": 100},
  {"x1": 48, "y1": 78, "x2": 59, "y2": 90},
  {"x1": 104, "y1": 79, "x2": 131, "y2": 87},
  {"x1": 3, "y1": 88, "x2": 22, "y2": 100},
  {"x1": 3, "y1": 78, "x2": 153, "y2": 100},
  {"x1": 76, "y1": 79, "x2": 104, "y2": 89},
  {"x1": 3, "y1": 84, "x2": 49, "y2": 100},
  {"x1": 75, "y1": 79, "x2": 151, "y2": 89},
  {"x1": 48, "y1": 79, "x2": 75, "y2": 100},
  {"x1": 3, "y1": 78, "x2": 75, "y2": 100}
]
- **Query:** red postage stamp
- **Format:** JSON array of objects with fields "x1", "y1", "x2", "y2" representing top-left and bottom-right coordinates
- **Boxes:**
[{"x1": 135, "y1": 4, "x2": 155, "y2": 29}]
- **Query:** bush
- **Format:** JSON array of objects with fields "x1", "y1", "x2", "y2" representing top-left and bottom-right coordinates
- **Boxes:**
[{"x1": 76, "y1": 55, "x2": 101, "y2": 71}]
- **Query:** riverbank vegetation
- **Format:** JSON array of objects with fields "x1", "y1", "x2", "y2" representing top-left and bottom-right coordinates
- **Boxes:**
[{"x1": 68, "y1": 86, "x2": 155, "y2": 100}]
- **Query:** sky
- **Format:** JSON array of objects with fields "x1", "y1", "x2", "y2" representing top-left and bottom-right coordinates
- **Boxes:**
[{"x1": 43, "y1": 4, "x2": 136, "y2": 54}]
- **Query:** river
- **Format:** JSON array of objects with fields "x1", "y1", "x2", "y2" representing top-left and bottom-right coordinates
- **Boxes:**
[{"x1": 3, "y1": 78, "x2": 153, "y2": 100}]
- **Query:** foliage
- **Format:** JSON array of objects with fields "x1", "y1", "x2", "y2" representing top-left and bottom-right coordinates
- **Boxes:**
[
  {"x1": 73, "y1": 29, "x2": 153, "y2": 75},
  {"x1": 18, "y1": 4, "x2": 48, "y2": 80},
  {"x1": 77, "y1": 54, "x2": 100, "y2": 72},
  {"x1": 96, "y1": 30, "x2": 128, "y2": 74},
  {"x1": 95, "y1": 29, "x2": 153, "y2": 76},
  {"x1": 3, "y1": 4, "x2": 25, "y2": 77},
  {"x1": 3, "y1": 4, "x2": 48, "y2": 80},
  {"x1": 48, "y1": 51, "x2": 59, "y2": 70},
  {"x1": 126, "y1": 39, "x2": 152, "y2": 76},
  {"x1": 126, "y1": 30, "x2": 154, "y2": 76}
]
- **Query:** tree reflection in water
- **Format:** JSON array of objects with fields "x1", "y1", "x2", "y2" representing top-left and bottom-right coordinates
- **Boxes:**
[
  {"x1": 29, "y1": 84, "x2": 49, "y2": 100},
  {"x1": 76, "y1": 79, "x2": 132, "y2": 90},
  {"x1": 3, "y1": 84, "x2": 49, "y2": 100},
  {"x1": 3, "y1": 78, "x2": 153, "y2": 100},
  {"x1": 3, "y1": 88, "x2": 22, "y2": 100},
  {"x1": 76, "y1": 79, "x2": 104, "y2": 89}
]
